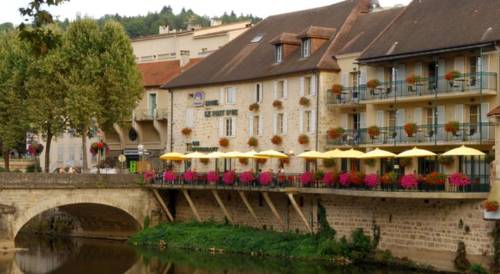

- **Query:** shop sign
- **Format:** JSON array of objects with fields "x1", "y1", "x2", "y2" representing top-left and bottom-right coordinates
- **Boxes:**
[
  {"x1": 193, "y1": 91, "x2": 205, "y2": 107},
  {"x1": 204, "y1": 109, "x2": 238, "y2": 118},
  {"x1": 192, "y1": 147, "x2": 218, "y2": 152}
]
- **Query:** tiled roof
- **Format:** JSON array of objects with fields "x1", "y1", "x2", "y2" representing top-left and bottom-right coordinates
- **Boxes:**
[
  {"x1": 359, "y1": 0, "x2": 500, "y2": 62},
  {"x1": 488, "y1": 106, "x2": 500, "y2": 117},
  {"x1": 138, "y1": 60, "x2": 181, "y2": 87}
]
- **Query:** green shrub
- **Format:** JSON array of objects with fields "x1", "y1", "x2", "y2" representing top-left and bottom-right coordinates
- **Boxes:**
[
  {"x1": 0, "y1": 167, "x2": 7, "y2": 172},
  {"x1": 26, "y1": 164, "x2": 42, "y2": 173},
  {"x1": 349, "y1": 228, "x2": 373, "y2": 261},
  {"x1": 468, "y1": 263, "x2": 488, "y2": 274},
  {"x1": 143, "y1": 216, "x2": 150, "y2": 229}
]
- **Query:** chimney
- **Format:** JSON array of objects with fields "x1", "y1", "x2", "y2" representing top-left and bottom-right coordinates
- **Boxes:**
[{"x1": 180, "y1": 50, "x2": 191, "y2": 67}]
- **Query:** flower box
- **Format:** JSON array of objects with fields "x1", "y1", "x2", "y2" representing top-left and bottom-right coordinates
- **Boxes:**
[{"x1": 331, "y1": 84, "x2": 343, "y2": 95}]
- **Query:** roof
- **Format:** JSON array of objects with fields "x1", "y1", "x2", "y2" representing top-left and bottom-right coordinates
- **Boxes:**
[
  {"x1": 138, "y1": 60, "x2": 181, "y2": 87},
  {"x1": 337, "y1": 7, "x2": 403, "y2": 55},
  {"x1": 488, "y1": 106, "x2": 500, "y2": 117},
  {"x1": 297, "y1": 26, "x2": 337, "y2": 39},
  {"x1": 359, "y1": 0, "x2": 500, "y2": 62},
  {"x1": 270, "y1": 33, "x2": 301, "y2": 45},
  {"x1": 163, "y1": 0, "x2": 366, "y2": 89}
]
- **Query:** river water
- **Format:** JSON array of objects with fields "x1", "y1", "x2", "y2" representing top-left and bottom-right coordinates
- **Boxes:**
[{"x1": 0, "y1": 236, "x2": 429, "y2": 274}]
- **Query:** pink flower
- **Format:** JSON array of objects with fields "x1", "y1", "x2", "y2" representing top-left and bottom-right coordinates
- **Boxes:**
[
  {"x1": 259, "y1": 172, "x2": 273, "y2": 186},
  {"x1": 364, "y1": 174, "x2": 379, "y2": 188},
  {"x1": 400, "y1": 174, "x2": 418, "y2": 189},
  {"x1": 322, "y1": 172, "x2": 335, "y2": 186},
  {"x1": 448, "y1": 172, "x2": 471, "y2": 187},
  {"x1": 163, "y1": 171, "x2": 176, "y2": 182},
  {"x1": 223, "y1": 171, "x2": 236, "y2": 185},
  {"x1": 143, "y1": 171, "x2": 155, "y2": 182},
  {"x1": 300, "y1": 172, "x2": 314, "y2": 186},
  {"x1": 183, "y1": 170, "x2": 197, "y2": 182},
  {"x1": 239, "y1": 171, "x2": 255, "y2": 185},
  {"x1": 339, "y1": 172, "x2": 350, "y2": 186},
  {"x1": 207, "y1": 171, "x2": 219, "y2": 184}
]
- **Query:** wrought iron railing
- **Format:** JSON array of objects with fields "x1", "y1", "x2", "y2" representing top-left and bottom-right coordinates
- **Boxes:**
[
  {"x1": 326, "y1": 123, "x2": 495, "y2": 146},
  {"x1": 327, "y1": 72, "x2": 497, "y2": 105}
]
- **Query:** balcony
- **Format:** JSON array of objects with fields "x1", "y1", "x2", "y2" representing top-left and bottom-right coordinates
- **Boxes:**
[
  {"x1": 326, "y1": 123, "x2": 495, "y2": 147},
  {"x1": 156, "y1": 108, "x2": 169, "y2": 121},
  {"x1": 327, "y1": 72, "x2": 497, "y2": 105},
  {"x1": 133, "y1": 108, "x2": 169, "y2": 121}
]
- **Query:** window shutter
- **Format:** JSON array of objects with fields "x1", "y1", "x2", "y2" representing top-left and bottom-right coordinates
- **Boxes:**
[
  {"x1": 299, "y1": 111, "x2": 304, "y2": 133},
  {"x1": 360, "y1": 67, "x2": 367, "y2": 85},
  {"x1": 454, "y1": 105, "x2": 464, "y2": 123},
  {"x1": 376, "y1": 111, "x2": 385, "y2": 127},
  {"x1": 273, "y1": 81, "x2": 277, "y2": 99},
  {"x1": 283, "y1": 80, "x2": 288, "y2": 99},
  {"x1": 359, "y1": 112, "x2": 366, "y2": 129},
  {"x1": 231, "y1": 117, "x2": 237, "y2": 137},
  {"x1": 248, "y1": 114, "x2": 253, "y2": 136},
  {"x1": 219, "y1": 118, "x2": 224, "y2": 137},
  {"x1": 283, "y1": 113, "x2": 288, "y2": 135},
  {"x1": 311, "y1": 75, "x2": 317, "y2": 96},
  {"x1": 259, "y1": 115, "x2": 264, "y2": 136},
  {"x1": 311, "y1": 110, "x2": 317, "y2": 133},
  {"x1": 220, "y1": 88, "x2": 225, "y2": 105},
  {"x1": 454, "y1": 56, "x2": 465, "y2": 73},
  {"x1": 272, "y1": 113, "x2": 277, "y2": 135},
  {"x1": 396, "y1": 109, "x2": 405, "y2": 127},
  {"x1": 414, "y1": 108, "x2": 422, "y2": 125},
  {"x1": 259, "y1": 83, "x2": 264, "y2": 102},
  {"x1": 438, "y1": 59, "x2": 446, "y2": 90},
  {"x1": 232, "y1": 87, "x2": 237, "y2": 104},
  {"x1": 300, "y1": 77, "x2": 305, "y2": 97},
  {"x1": 341, "y1": 113, "x2": 348, "y2": 128}
]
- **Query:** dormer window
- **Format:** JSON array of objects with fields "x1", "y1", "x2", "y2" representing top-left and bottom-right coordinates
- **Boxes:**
[
  {"x1": 302, "y1": 38, "x2": 311, "y2": 58},
  {"x1": 275, "y1": 45, "x2": 283, "y2": 63}
]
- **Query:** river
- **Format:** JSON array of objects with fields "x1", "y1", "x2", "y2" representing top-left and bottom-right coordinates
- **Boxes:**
[{"x1": 0, "y1": 236, "x2": 430, "y2": 274}]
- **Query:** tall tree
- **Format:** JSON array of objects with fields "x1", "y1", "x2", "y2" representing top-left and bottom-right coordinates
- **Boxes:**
[{"x1": 0, "y1": 32, "x2": 32, "y2": 170}]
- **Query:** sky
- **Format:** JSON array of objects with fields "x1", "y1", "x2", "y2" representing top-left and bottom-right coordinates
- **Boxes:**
[{"x1": 1, "y1": 0, "x2": 411, "y2": 25}]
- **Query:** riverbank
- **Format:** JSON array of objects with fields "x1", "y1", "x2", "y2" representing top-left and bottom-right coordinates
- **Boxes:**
[{"x1": 129, "y1": 222, "x2": 450, "y2": 273}]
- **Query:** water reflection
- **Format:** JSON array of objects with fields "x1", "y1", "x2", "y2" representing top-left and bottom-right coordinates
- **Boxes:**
[{"x1": 0, "y1": 236, "x2": 428, "y2": 274}]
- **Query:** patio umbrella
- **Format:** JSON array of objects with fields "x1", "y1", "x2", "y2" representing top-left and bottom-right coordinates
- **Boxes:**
[
  {"x1": 338, "y1": 148, "x2": 365, "y2": 159},
  {"x1": 297, "y1": 151, "x2": 328, "y2": 159},
  {"x1": 241, "y1": 150, "x2": 258, "y2": 158},
  {"x1": 360, "y1": 148, "x2": 396, "y2": 159},
  {"x1": 324, "y1": 149, "x2": 344, "y2": 159},
  {"x1": 396, "y1": 147, "x2": 436, "y2": 158},
  {"x1": 223, "y1": 151, "x2": 245, "y2": 158},
  {"x1": 206, "y1": 151, "x2": 226, "y2": 158},
  {"x1": 441, "y1": 145, "x2": 486, "y2": 157},
  {"x1": 160, "y1": 152, "x2": 185, "y2": 161},
  {"x1": 255, "y1": 150, "x2": 289, "y2": 159},
  {"x1": 184, "y1": 152, "x2": 208, "y2": 170}
]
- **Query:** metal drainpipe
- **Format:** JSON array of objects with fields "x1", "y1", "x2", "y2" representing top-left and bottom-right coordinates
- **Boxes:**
[
  {"x1": 315, "y1": 70, "x2": 320, "y2": 152},
  {"x1": 169, "y1": 89, "x2": 174, "y2": 152},
  {"x1": 479, "y1": 47, "x2": 484, "y2": 144}
]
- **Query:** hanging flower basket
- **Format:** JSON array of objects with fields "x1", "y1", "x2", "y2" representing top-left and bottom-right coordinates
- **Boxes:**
[
  {"x1": 200, "y1": 158, "x2": 210, "y2": 165},
  {"x1": 28, "y1": 143, "x2": 44, "y2": 156},
  {"x1": 247, "y1": 137, "x2": 258, "y2": 147},
  {"x1": 299, "y1": 97, "x2": 310, "y2": 107},
  {"x1": 90, "y1": 141, "x2": 109, "y2": 156},
  {"x1": 322, "y1": 158, "x2": 336, "y2": 168},
  {"x1": 249, "y1": 103, "x2": 260, "y2": 112},
  {"x1": 327, "y1": 127, "x2": 345, "y2": 139},
  {"x1": 239, "y1": 158, "x2": 249, "y2": 165},
  {"x1": 367, "y1": 79, "x2": 381, "y2": 90},
  {"x1": 367, "y1": 126, "x2": 380, "y2": 139},
  {"x1": 438, "y1": 155, "x2": 454, "y2": 166},
  {"x1": 445, "y1": 121, "x2": 460, "y2": 134},
  {"x1": 424, "y1": 172, "x2": 446, "y2": 185},
  {"x1": 271, "y1": 135, "x2": 283, "y2": 145},
  {"x1": 219, "y1": 137, "x2": 230, "y2": 147},
  {"x1": 404, "y1": 123, "x2": 417, "y2": 137},
  {"x1": 331, "y1": 84, "x2": 343, "y2": 95},
  {"x1": 482, "y1": 200, "x2": 499, "y2": 212},
  {"x1": 445, "y1": 70, "x2": 462, "y2": 81},
  {"x1": 405, "y1": 74, "x2": 422, "y2": 85},
  {"x1": 298, "y1": 134, "x2": 309, "y2": 145},
  {"x1": 272, "y1": 100, "x2": 283, "y2": 109},
  {"x1": 181, "y1": 127, "x2": 192, "y2": 136}
]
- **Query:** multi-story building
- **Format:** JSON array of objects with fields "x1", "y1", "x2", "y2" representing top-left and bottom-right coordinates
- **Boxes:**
[{"x1": 163, "y1": 0, "x2": 402, "y2": 173}]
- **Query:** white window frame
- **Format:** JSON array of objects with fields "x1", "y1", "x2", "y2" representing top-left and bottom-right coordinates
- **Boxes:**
[
  {"x1": 277, "y1": 113, "x2": 285, "y2": 135},
  {"x1": 253, "y1": 115, "x2": 260, "y2": 136},
  {"x1": 224, "y1": 87, "x2": 236, "y2": 104},
  {"x1": 225, "y1": 117, "x2": 235, "y2": 137},
  {"x1": 255, "y1": 83, "x2": 263, "y2": 103},
  {"x1": 304, "y1": 76, "x2": 312, "y2": 96},
  {"x1": 147, "y1": 91, "x2": 158, "y2": 116},
  {"x1": 302, "y1": 38, "x2": 311, "y2": 58},
  {"x1": 275, "y1": 45, "x2": 283, "y2": 63},
  {"x1": 305, "y1": 110, "x2": 312, "y2": 133}
]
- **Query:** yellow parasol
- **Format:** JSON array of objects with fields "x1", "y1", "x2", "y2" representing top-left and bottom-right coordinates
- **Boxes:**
[
  {"x1": 223, "y1": 151, "x2": 246, "y2": 158},
  {"x1": 160, "y1": 152, "x2": 185, "y2": 161},
  {"x1": 240, "y1": 150, "x2": 258, "y2": 158},
  {"x1": 184, "y1": 152, "x2": 208, "y2": 159},
  {"x1": 360, "y1": 148, "x2": 396, "y2": 159},
  {"x1": 396, "y1": 147, "x2": 436, "y2": 158},
  {"x1": 206, "y1": 151, "x2": 226, "y2": 159},
  {"x1": 324, "y1": 149, "x2": 344, "y2": 159},
  {"x1": 297, "y1": 151, "x2": 328, "y2": 159},
  {"x1": 441, "y1": 145, "x2": 486, "y2": 157},
  {"x1": 255, "y1": 150, "x2": 289, "y2": 159},
  {"x1": 338, "y1": 148, "x2": 365, "y2": 159}
]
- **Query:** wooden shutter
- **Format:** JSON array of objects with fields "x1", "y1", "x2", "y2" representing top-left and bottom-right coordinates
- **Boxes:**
[
  {"x1": 311, "y1": 75, "x2": 317, "y2": 96},
  {"x1": 299, "y1": 111, "x2": 304, "y2": 133},
  {"x1": 273, "y1": 113, "x2": 277, "y2": 135},
  {"x1": 376, "y1": 111, "x2": 385, "y2": 127},
  {"x1": 311, "y1": 110, "x2": 317, "y2": 133},
  {"x1": 283, "y1": 80, "x2": 288, "y2": 99},
  {"x1": 299, "y1": 77, "x2": 305, "y2": 96},
  {"x1": 219, "y1": 118, "x2": 224, "y2": 137},
  {"x1": 231, "y1": 117, "x2": 237, "y2": 137},
  {"x1": 396, "y1": 109, "x2": 405, "y2": 127},
  {"x1": 220, "y1": 88, "x2": 225, "y2": 105},
  {"x1": 248, "y1": 114, "x2": 253, "y2": 136},
  {"x1": 283, "y1": 113, "x2": 288, "y2": 135},
  {"x1": 258, "y1": 115, "x2": 264, "y2": 136},
  {"x1": 360, "y1": 112, "x2": 366, "y2": 129}
]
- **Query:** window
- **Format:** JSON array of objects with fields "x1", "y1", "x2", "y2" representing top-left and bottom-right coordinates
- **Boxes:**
[
  {"x1": 255, "y1": 83, "x2": 263, "y2": 102},
  {"x1": 426, "y1": 108, "x2": 435, "y2": 125},
  {"x1": 302, "y1": 38, "x2": 311, "y2": 58},
  {"x1": 388, "y1": 111, "x2": 397, "y2": 129},
  {"x1": 253, "y1": 115, "x2": 260, "y2": 135},
  {"x1": 277, "y1": 80, "x2": 285, "y2": 98},
  {"x1": 305, "y1": 111, "x2": 312, "y2": 132},
  {"x1": 225, "y1": 117, "x2": 234, "y2": 137},
  {"x1": 225, "y1": 87, "x2": 236, "y2": 104},
  {"x1": 277, "y1": 113, "x2": 284, "y2": 134},
  {"x1": 304, "y1": 76, "x2": 311, "y2": 95},
  {"x1": 148, "y1": 93, "x2": 157, "y2": 117},
  {"x1": 470, "y1": 105, "x2": 479, "y2": 125},
  {"x1": 352, "y1": 113, "x2": 360, "y2": 130},
  {"x1": 251, "y1": 33, "x2": 264, "y2": 43},
  {"x1": 275, "y1": 45, "x2": 283, "y2": 63}
]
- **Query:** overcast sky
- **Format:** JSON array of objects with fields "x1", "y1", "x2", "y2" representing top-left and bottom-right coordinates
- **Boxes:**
[{"x1": 2, "y1": 0, "x2": 411, "y2": 25}]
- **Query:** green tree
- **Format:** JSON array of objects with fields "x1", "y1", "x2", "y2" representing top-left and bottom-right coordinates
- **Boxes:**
[{"x1": 0, "y1": 32, "x2": 32, "y2": 170}]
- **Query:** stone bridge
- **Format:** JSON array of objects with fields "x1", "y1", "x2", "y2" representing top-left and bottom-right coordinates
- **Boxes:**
[{"x1": 0, "y1": 173, "x2": 164, "y2": 249}]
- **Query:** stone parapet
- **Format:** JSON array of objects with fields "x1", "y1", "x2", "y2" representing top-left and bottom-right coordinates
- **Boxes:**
[{"x1": 0, "y1": 173, "x2": 141, "y2": 189}]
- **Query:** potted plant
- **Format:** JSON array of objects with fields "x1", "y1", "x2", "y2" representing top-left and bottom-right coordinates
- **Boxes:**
[
  {"x1": 259, "y1": 171, "x2": 273, "y2": 186},
  {"x1": 405, "y1": 74, "x2": 422, "y2": 85},
  {"x1": 298, "y1": 134, "x2": 309, "y2": 145},
  {"x1": 331, "y1": 84, "x2": 343, "y2": 95},
  {"x1": 482, "y1": 200, "x2": 499, "y2": 212},
  {"x1": 163, "y1": 170, "x2": 176, "y2": 183},
  {"x1": 181, "y1": 127, "x2": 192, "y2": 136},
  {"x1": 327, "y1": 127, "x2": 345, "y2": 139},
  {"x1": 322, "y1": 171, "x2": 337, "y2": 187},
  {"x1": 381, "y1": 171, "x2": 397, "y2": 190},
  {"x1": 400, "y1": 174, "x2": 419, "y2": 189},
  {"x1": 271, "y1": 135, "x2": 283, "y2": 145},
  {"x1": 445, "y1": 70, "x2": 462, "y2": 81},
  {"x1": 424, "y1": 172, "x2": 446, "y2": 191},
  {"x1": 219, "y1": 137, "x2": 230, "y2": 147},
  {"x1": 404, "y1": 123, "x2": 417, "y2": 137},
  {"x1": 239, "y1": 171, "x2": 255, "y2": 185},
  {"x1": 367, "y1": 79, "x2": 381, "y2": 90},
  {"x1": 445, "y1": 121, "x2": 460, "y2": 135},
  {"x1": 183, "y1": 170, "x2": 197, "y2": 183},
  {"x1": 223, "y1": 170, "x2": 236, "y2": 185},
  {"x1": 299, "y1": 97, "x2": 310, "y2": 107},
  {"x1": 438, "y1": 155, "x2": 454, "y2": 166},
  {"x1": 367, "y1": 125, "x2": 381, "y2": 139},
  {"x1": 350, "y1": 171, "x2": 365, "y2": 187},
  {"x1": 364, "y1": 174, "x2": 379, "y2": 189},
  {"x1": 207, "y1": 171, "x2": 219, "y2": 184},
  {"x1": 339, "y1": 172, "x2": 350, "y2": 187},
  {"x1": 239, "y1": 158, "x2": 249, "y2": 165},
  {"x1": 300, "y1": 171, "x2": 314, "y2": 187},
  {"x1": 247, "y1": 137, "x2": 258, "y2": 147},
  {"x1": 272, "y1": 100, "x2": 283, "y2": 109},
  {"x1": 249, "y1": 103, "x2": 260, "y2": 112},
  {"x1": 448, "y1": 172, "x2": 471, "y2": 187},
  {"x1": 90, "y1": 141, "x2": 109, "y2": 156}
]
